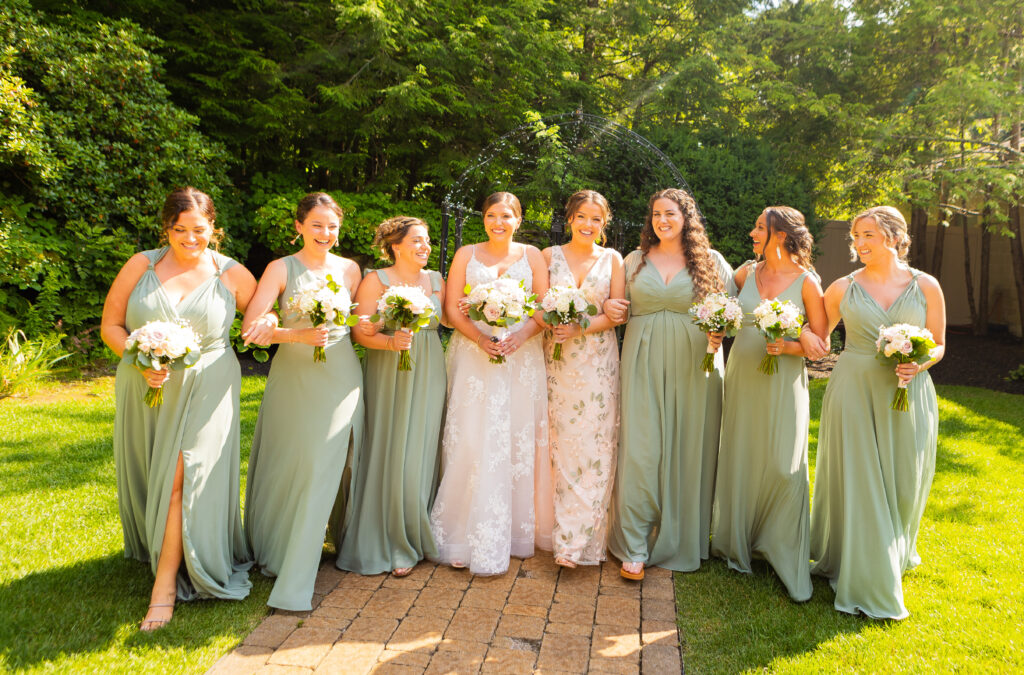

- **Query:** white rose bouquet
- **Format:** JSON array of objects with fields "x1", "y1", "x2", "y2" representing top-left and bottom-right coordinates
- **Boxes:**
[
  {"x1": 287, "y1": 274, "x2": 359, "y2": 362},
  {"x1": 463, "y1": 278, "x2": 537, "y2": 364},
  {"x1": 875, "y1": 323, "x2": 937, "y2": 411},
  {"x1": 124, "y1": 319, "x2": 202, "y2": 407},
  {"x1": 688, "y1": 292, "x2": 743, "y2": 376},
  {"x1": 370, "y1": 284, "x2": 435, "y2": 371},
  {"x1": 540, "y1": 285, "x2": 598, "y2": 361},
  {"x1": 751, "y1": 298, "x2": 804, "y2": 375}
]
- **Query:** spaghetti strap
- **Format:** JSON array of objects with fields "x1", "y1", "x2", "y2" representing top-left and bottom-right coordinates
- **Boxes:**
[
  {"x1": 376, "y1": 269, "x2": 391, "y2": 287},
  {"x1": 429, "y1": 271, "x2": 442, "y2": 292}
]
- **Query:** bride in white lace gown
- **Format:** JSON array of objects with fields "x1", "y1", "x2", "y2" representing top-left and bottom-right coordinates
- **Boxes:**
[{"x1": 429, "y1": 192, "x2": 550, "y2": 575}]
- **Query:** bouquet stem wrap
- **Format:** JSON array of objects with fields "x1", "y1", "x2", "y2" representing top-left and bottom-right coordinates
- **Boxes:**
[
  {"x1": 701, "y1": 342, "x2": 717, "y2": 376},
  {"x1": 490, "y1": 325, "x2": 506, "y2": 365},
  {"x1": 689, "y1": 292, "x2": 743, "y2": 378}
]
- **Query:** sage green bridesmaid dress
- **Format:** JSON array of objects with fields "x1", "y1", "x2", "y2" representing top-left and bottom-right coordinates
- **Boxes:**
[
  {"x1": 245, "y1": 255, "x2": 364, "y2": 610},
  {"x1": 337, "y1": 270, "x2": 446, "y2": 574},
  {"x1": 810, "y1": 269, "x2": 938, "y2": 620},
  {"x1": 113, "y1": 247, "x2": 252, "y2": 601},
  {"x1": 608, "y1": 249, "x2": 733, "y2": 572},
  {"x1": 711, "y1": 263, "x2": 813, "y2": 601}
]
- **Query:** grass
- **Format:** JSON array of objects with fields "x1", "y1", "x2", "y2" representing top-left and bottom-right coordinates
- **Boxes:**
[
  {"x1": 0, "y1": 376, "x2": 273, "y2": 674},
  {"x1": 675, "y1": 380, "x2": 1024, "y2": 673}
]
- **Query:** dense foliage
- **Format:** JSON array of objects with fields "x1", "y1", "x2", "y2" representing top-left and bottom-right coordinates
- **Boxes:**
[{"x1": 2, "y1": 0, "x2": 1022, "y2": 352}]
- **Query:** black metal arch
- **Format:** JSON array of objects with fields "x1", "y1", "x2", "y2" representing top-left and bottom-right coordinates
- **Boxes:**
[{"x1": 439, "y1": 111, "x2": 698, "y2": 274}]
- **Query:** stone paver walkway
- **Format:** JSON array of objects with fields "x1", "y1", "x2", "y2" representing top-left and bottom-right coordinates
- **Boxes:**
[{"x1": 207, "y1": 552, "x2": 682, "y2": 674}]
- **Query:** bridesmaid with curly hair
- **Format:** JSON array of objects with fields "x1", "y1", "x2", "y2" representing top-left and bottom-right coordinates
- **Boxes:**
[
  {"x1": 604, "y1": 188, "x2": 732, "y2": 580},
  {"x1": 338, "y1": 216, "x2": 447, "y2": 577}
]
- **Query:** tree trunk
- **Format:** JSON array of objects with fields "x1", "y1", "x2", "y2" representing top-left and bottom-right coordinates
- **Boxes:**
[
  {"x1": 931, "y1": 183, "x2": 949, "y2": 278},
  {"x1": 960, "y1": 207, "x2": 978, "y2": 333},
  {"x1": 978, "y1": 200, "x2": 992, "y2": 335},
  {"x1": 910, "y1": 206, "x2": 928, "y2": 270},
  {"x1": 1009, "y1": 114, "x2": 1024, "y2": 337}
]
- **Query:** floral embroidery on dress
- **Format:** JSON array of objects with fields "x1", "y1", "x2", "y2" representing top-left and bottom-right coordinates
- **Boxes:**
[{"x1": 543, "y1": 246, "x2": 620, "y2": 564}]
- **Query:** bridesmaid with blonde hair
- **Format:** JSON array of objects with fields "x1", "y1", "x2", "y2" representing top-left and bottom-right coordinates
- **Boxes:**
[
  {"x1": 710, "y1": 206, "x2": 828, "y2": 602},
  {"x1": 811, "y1": 206, "x2": 945, "y2": 619},
  {"x1": 541, "y1": 190, "x2": 625, "y2": 568},
  {"x1": 338, "y1": 216, "x2": 447, "y2": 577}
]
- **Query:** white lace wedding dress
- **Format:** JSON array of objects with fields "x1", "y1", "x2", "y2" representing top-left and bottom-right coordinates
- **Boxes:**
[{"x1": 429, "y1": 246, "x2": 549, "y2": 575}]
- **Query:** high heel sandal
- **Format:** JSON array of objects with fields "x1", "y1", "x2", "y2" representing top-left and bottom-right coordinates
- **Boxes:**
[{"x1": 140, "y1": 602, "x2": 175, "y2": 632}]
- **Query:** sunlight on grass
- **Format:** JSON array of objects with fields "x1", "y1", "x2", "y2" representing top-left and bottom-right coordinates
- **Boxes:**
[
  {"x1": 0, "y1": 376, "x2": 272, "y2": 674},
  {"x1": 676, "y1": 382, "x2": 1024, "y2": 673}
]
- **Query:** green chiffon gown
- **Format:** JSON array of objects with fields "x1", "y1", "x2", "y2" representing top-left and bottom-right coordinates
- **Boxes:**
[
  {"x1": 113, "y1": 247, "x2": 252, "y2": 601},
  {"x1": 711, "y1": 263, "x2": 813, "y2": 601},
  {"x1": 337, "y1": 270, "x2": 446, "y2": 574},
  {"x1": 245, "y1": 255, "x2": 364, "y2": 610},
  {"x1": 810, "y1": 269, "x2": 938, "y2": 620},
  {"x1": 608, "y1": 249, "x2": 733, "y2": 572}
]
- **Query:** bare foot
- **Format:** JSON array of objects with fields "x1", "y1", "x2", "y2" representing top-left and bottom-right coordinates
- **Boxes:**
[{"x1": 554, "y1": 556, "x2": 577, "y2": 569}]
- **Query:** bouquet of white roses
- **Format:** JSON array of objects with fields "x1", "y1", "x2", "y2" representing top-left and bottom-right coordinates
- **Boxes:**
[
  {"x1": 463, "y1": 278, "x2": 537, "y2": 364},
  {"x1": 124, "y1": 320, "x2": 202, "y2": 407},
  {"x1": 540, "y1": 285, "x2": 598, "y2": 361},
  {"x1": 688, "y1": 292, "x2": 743, "y2": 376},
  {"x1": 751, "y1": 299, "x2": 804, "y2": 375},
  {"x1": 875, "y1": 323, "x2": 936, "y2": 411},
  {"x1": 288, "y1": 274, "x2": 359, "y2": 362},
  {"x1": 370, "y1": 284, "x2": 435, "y2": 371}
]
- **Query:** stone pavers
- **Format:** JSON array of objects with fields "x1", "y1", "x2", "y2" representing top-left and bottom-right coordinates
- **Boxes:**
[{"x1": 207, "y1": 553, "x2": 682, "y2": 674}]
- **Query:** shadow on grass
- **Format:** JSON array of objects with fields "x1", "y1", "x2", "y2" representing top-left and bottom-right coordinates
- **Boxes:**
[
  {"x1": 675, "y1": 559, "x2": 870, "y2": 673},
  {"x1": 0, "y1": 552, "x2": 271, "y2": 670},
  {"x1": 0, "y1": 436, "x2": 112, "y2": 498},
  {"x1": 937, "y1": 385, "x2": 1024, "y2": 464}
]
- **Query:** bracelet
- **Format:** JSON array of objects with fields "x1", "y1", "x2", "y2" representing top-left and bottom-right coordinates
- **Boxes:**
[{"x1": 476, "y1": 334, "x2": 485, "y2": 348}]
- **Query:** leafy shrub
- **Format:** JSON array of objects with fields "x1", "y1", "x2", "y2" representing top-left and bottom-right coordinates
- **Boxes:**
[
  {"x1": 0, "y1": 1, "x2": 230, "y2": 340},
  {"x1": 0, "y1": 329, "x2": 69, "y2": 398},
  {"x1": 1006, "y1": 364, "x2": 1024, "y2": 382}
]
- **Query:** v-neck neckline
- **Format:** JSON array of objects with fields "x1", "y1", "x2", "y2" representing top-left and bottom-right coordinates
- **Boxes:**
[
  {"x1": 473, "y1": 244, "x2": 526, "y2": 279},
  {"x1": 153, "y1": 248, "x2": 218, "y2": 309},
  {"x1": 557, "y1": 245, "x2": 603, "y2": 289},
  {"x1": 851, "y1": 272, "x2": 917, "y2": 314},
  {"x1": 753, "y1": 263, "x2": 806, "y2": 302}
]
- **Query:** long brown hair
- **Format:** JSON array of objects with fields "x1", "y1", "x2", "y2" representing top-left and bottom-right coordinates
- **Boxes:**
[
  {"x1": 761, "y1": 206, "x2": 814, "y2": 271},
  {"x1": 633, "y1": 188, "x2": 722, "y2": 301},
  {"x1": 850, "y1": 206, "x2": 910, "y2": 262}
]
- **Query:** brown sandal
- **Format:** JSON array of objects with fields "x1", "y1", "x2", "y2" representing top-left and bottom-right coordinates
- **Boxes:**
[
  {"x1": 620, "y1": 562, "x2": 645, "y2": 581},
  {"x1": 140, "y1": 602, "x2": 175, "y2": 632}
]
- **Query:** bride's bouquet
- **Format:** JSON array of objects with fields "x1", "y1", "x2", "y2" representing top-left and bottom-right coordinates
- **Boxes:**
[
  {"x1": 288, "y1": 274, "x2": 359, "y2": 362},
  {"x1": 124, "y1": 320, "x2": 202, "y2": 407},
  {"x1": 875, "y1": 323, "x2": 936, "y2": 411},
  {"x1": 688, "y1": 292, "x2": 743, "y2": 376},
  {"x1": 464, "y1": 278, "x2": 537, "y2": 364},
  {"x1": 540, "y1": 285, "x2": 598, "y2": 361},
  {"x1": 752, "y1": 299, "x2": 804, "y2": 375},
  {"x1": 370, "y1": 284, "x2": 435, "y2": 371}
]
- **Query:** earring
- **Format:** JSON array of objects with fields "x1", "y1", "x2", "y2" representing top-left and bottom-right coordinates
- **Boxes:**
[
  {"x1": 291, "y1": 233, "x2": 301, "y2": 245},
  {"x1": 776, "y1": 245, "x2": 782, "y2": 260}
]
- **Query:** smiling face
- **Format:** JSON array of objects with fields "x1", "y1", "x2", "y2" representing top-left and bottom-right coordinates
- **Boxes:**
[
  {"x1": 392, "y1": 224, "x2": 431, "y2": 269},
  {"x1": 166, "y1": 210, "x2": 212, "y2": 260},
  {"x1": 749, "y1": 214, "x2": 769, "y2": 257},
  {"x1": 851, "y1": 216, "x2": 894, "y2": 265},
  {"x1": 650, "y1": 197, "x2": 685, "y2": 243},
  {"x1": 569, "y1": 201, "x2": 607, "y2": 245},
  {"x1": 296, "y1": 205, "x2": 341, "y2": 252},
  {"x1": 483, "y1": 203, "x2": 520, "y2": 242}
]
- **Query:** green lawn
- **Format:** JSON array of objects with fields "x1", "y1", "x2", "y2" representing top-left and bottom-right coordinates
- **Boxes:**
[
  {"x1": 0, "y1": 377, "x2": 272, "y2": 674},
  {"x1": 2, "y1": 377, "x2": 1021, "y2": 673},
  {"x1": 675, "y1": 380, "x2": 1024, "y2": 673}
]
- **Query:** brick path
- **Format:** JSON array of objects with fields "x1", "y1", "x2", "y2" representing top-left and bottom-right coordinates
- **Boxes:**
[{"x1": 207, "y1": 552, "x2": 682, "y2": 674}]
